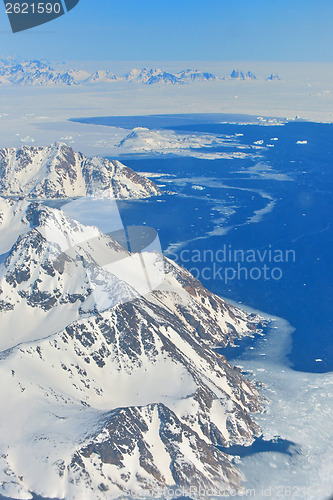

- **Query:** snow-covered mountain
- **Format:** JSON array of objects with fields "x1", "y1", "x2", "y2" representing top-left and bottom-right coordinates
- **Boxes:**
[
  {"x1": 67, "y1": 68, "x2": 92, "y2": 82},
  {"x1": 228, "y1": 68, "x2": 257, "y2": 80},
  {"x1": 0, "y1": 58, "x2": 279, "y2": 86},
  {"x1": 0, "y1": 59, "x2": 222, "y2": 85},
  {"x1": 246, "y1": 70, "x2": 257, "y2": 80},
  {"x1": 87, "y1": 70, "x2": 118, "y2": 83},
  {"x1": 267, "y1": 72, "x2": 281, "y2": 80},
  {"x1": 115, "y1": 127, "x2": 238, "y2": 157},
  {"x1": 0, "y1": 58, "x2": 76, "y2": 86},
  {"x1": 121, "y1": 68, "x2": 183, "y2": 85},
  {"x1": 0, "y1": 143, "x2": 161, "y2": 199},
  {"x1": 0, "y1": 198, "x2": 264, "y2": 499},
  {"x1": 176, "y1": 68, "x2": 218, "y2": 81},
  {"x1": 121, "y1": 68, "x2": 220, "y2": 84}
]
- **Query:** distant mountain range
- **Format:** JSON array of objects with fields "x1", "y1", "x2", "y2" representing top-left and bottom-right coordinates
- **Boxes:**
[
  {"x1": 267, "y1": 72, "x2": 281, "y2": 80},
  {"x1": 0, "y1": 58, "x2": 281, "y2": 86},
  {"x1": 120, "y1": 67, "x2": 219, "y2": 84},
  {"x1": 0, "y1": 58, "x2": 76, "y2": 86},
  {"x1": 227, "y1": 69, "x2": 257, "y2": 80}
]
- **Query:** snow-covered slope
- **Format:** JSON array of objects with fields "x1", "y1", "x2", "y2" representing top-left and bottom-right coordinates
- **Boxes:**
[
  {"x1": 0, "y1": 143, "x2": 161, "y2": 199},
  {"x1": 121, "y1": 68, "x2": 182, "y2": 85},
  {"x1": 267, "y1": 72, "x2": 281, "y2": 81},
  {"x1": 0, "y1": 200, "x2": 265, "y2": 499},
  {"x1": 67, "y1": 68, "x2": 92, "y2": 82},
  {"x1": 0, "y1": 59, "x2": 222, "y2": 86},
  {"x1": 175, "y1": 68, "x2": 219, "y2": 82},
  {"x1": 0, "y1": 58, "x2": 280, "y2": 86},
  {"x1": 228, "y1": 69, "x2": 257, "y2": 80},
  {"x1": 115, "y1": 127, "x2": 241, "y2": 156},
  {"x1": 87, "y1": 70, "x2": 118, "y2": 83},
  {"x1": 121, "y1": 68, "x2": 220, "y2": 84}
]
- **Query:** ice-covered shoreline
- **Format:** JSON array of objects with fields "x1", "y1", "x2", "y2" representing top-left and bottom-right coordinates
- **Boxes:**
[
  {"x1": 224, "y1": 303, "x2": 333, "y2": 499},
  {"x1": 0, "y1": 60, "x2": 332, "y2": 497},
  {"x1": 1, "y1": 59, "x2": 333, "y2": 159}
]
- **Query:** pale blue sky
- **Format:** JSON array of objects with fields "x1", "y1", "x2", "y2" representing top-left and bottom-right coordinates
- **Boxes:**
[{"x1": 0, "y1": 0, "x2": 332, "y2": 61}]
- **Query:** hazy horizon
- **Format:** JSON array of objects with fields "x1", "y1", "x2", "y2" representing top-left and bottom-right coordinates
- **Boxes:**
[{"x1": 0, "y1": 0, "x2": 333, "y2": 62}]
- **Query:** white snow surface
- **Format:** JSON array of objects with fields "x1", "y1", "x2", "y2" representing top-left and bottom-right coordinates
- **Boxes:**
[
  {"x1": 114, "y1": 126, "x2": 257, "y2": 158},
  {"x1": 0, "y1": 143, "x2": 160, "y2": 199},
  {"x1": 0, "y1": 58, "x2": 331, "y2": 499},
  {"x1": 226, "y1": 307, "x2": 333, "y2": 500},
  {"x1": 0, "y1": 199, "x2": 264, "y2": 500},
  {"x1": 0, "y1": 61, "x2": 332, "y2": 159},
  {"x1": 0, "y1": 59, "x2": 265, "y2": 87}
]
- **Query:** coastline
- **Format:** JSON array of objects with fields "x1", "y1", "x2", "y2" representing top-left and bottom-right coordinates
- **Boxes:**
[
  {"x1": 1, "y1": 66, "x2": 333, "y2": 159},
  {"x1": 0, "y1": 108, "x2": 331, "y2": 497},
  {"x1": 227, "y1": 308, "x2": 333, "y2": 499}
]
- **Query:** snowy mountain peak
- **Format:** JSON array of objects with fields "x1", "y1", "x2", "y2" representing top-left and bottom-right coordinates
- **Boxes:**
[
  {"x1": 0, "y1": 57, "x2": 76, "y2": 86},
  {"x1": 246, "y1": 70, "x2": 257, "y2": 79},
  {"x1": 67, "y1": 68, "x2": 92, "y2": 82},
  {"x1": 87, "y1": 70, "x2": 118, "y2": 83},
  {"x1": 0, "y1": 58, "x2": 282, "y2": 86},
  {"x1": 121, "y1": 67, "x2": 220, "y2": 84},
  {"x1": 0, "y1": 198, "x2": 265, "y2": 499},
  {"x1": 267, "y1": 72, "x2": 281, "y2": 80},
  {"x1": 0, "y1": 144, "x2": 161, "y2": 199},
  {"x1": 176, "y1": 68, "x2": 219, "y2": 81},
  {"x1": 122, "y1": 67, "x2": 183, "y2": 85},
  {"x1": 229, "y1": 68, "x2": 257, "y2": 80},
  {"x1": 230, "y1": 68, "x2": 244, "y2": 79}
]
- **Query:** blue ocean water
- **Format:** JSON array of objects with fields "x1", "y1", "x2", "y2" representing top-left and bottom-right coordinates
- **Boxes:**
[{"x1": 73, "y1": 114, "x2": 333, "y2": 374}]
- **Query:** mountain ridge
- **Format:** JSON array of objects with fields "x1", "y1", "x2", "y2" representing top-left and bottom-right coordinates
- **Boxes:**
[
  {"x1": 0, "y1": 198, "x2": 265, "y2": 499},
  {"x1": 0, "y1": 143, "x2": 161, "y2": 199},
  {"x1": 0, "y1": 58, "x2": 281, "y2": 85}
]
